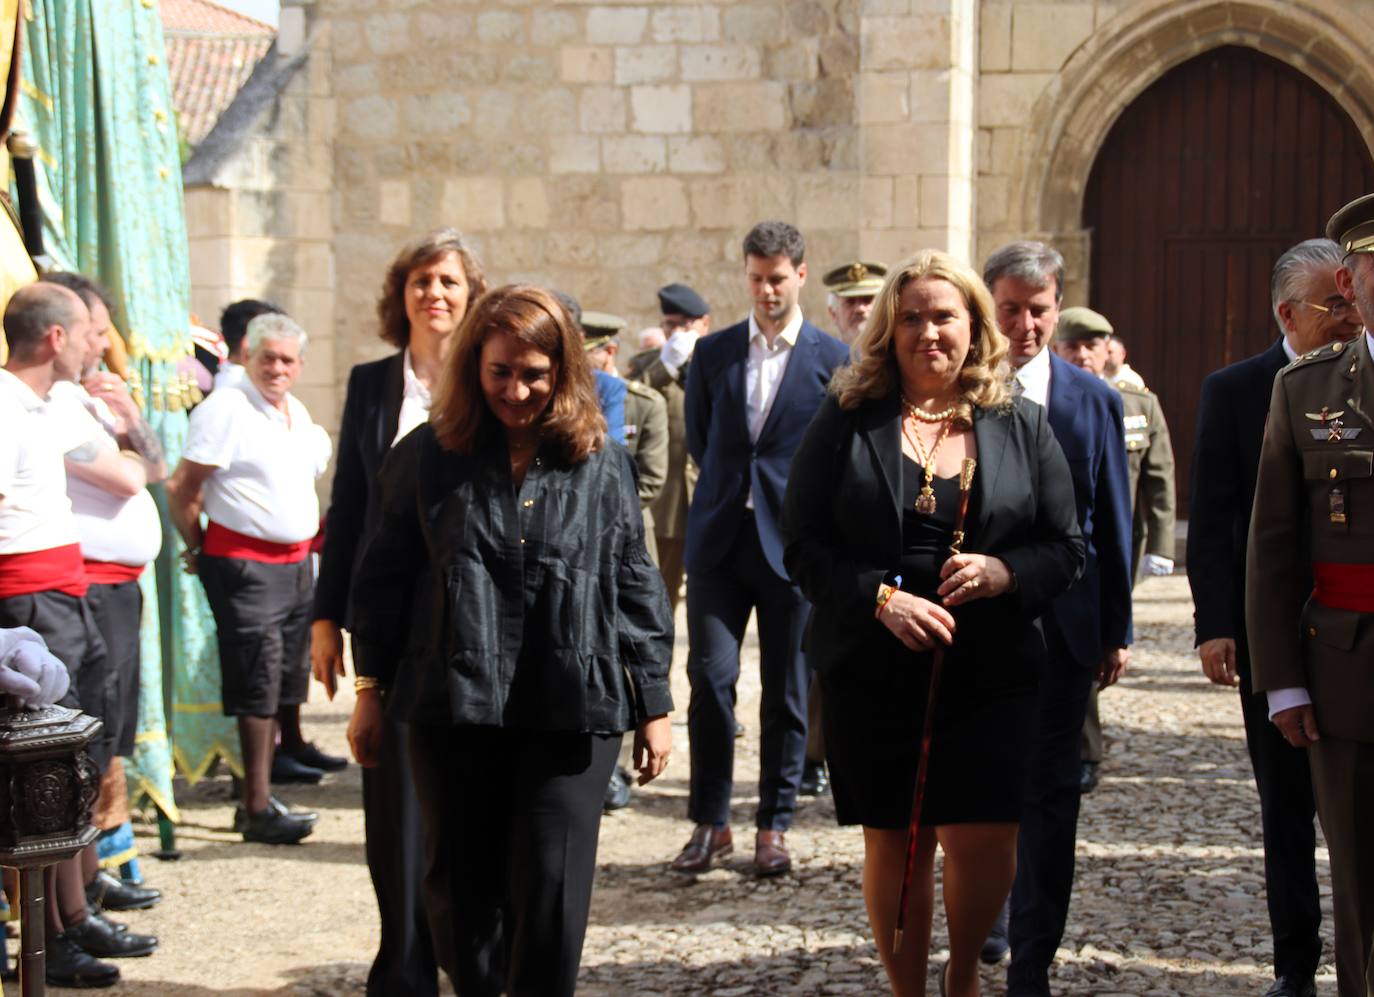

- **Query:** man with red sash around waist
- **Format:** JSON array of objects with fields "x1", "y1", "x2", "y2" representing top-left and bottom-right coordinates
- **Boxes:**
[
  {"x1": 0, "y1": 281, "x2": 165, "y2": 986},
  {"x1": 43, "y1": 272, "x2": 167, "y2": 920},
  {"x1": 1248, "y1": 193, "x2": 1374, "y2": 997},
  {"x1": 168, "y1": 312, "x2": 331, "y2": 845}
]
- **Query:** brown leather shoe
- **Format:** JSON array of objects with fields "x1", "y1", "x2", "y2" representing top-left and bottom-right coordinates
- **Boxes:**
[
  {"x1": 670, "y1": 825, "x2": 733, "y2": 873},
  {"x1": 754, "y1": 829, "x2": 791, "y2": 877}
]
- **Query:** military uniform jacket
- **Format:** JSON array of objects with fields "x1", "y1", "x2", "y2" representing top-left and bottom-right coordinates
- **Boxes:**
[
  {"x1": 1116, "y1": 381, "x2": 1176, "y2": 564},
  {"x1": 628, "y1": 351, "x2": 697, "y2": 540},
  {"x1": 622, "y1": 377, "x2": 669, "y2": 509},
  {"x1": 1246, "y1": 333, "x2": 1374, "y2": 742}
]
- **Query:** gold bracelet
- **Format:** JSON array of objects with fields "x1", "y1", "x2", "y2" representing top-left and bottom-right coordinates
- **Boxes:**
[
  {"x1": 874, "y1": 583, "x2": 897, "y2": 619},
  {"x1": 354, "y1": 676, "x2": 382, "y2": 693}
]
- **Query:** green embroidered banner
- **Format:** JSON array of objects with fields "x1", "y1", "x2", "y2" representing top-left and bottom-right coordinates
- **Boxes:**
[{"x1": 15, "y1": 0, "x2": 243, "y2": 812}]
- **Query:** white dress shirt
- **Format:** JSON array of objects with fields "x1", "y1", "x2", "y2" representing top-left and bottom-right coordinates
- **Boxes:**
[
  {"x1": 746, "y1": 310, "x2": 803, "y2": 441},
  {"x1": 744, "y1": 309, "x2": 803, "y2": 511},
  {"x1": 183, "y1": 381, "x2": 331, "y2": 544},
  {"x1": 392, "y1": 348, "x2": 432, "y2": 446},
  {"x1": 1012, "y1": 344, "x2": 1052, "y2": 408},
  {"x1": 1265, "y1": 328, "x2": 1374, "y2": 721}
]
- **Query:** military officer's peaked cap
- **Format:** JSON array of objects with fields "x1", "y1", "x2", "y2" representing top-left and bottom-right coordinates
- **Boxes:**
[
  {"x1": 823, "y1": 260, "x2": 887, "y2": 298},
  {"x1": 657, "y1": 283, "x2": 710, "y2": 318},
  {"x1": 1056, "y1": 306, "x2": 1114, "y2": 342},
  {"x1": 580, "y1": 311, "x2": 627, "y2": 351},
  {"x1": 1326, "y1": 193, "x2": 1374, "y2": 255}
]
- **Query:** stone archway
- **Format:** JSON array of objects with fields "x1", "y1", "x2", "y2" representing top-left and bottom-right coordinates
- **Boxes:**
[{"x1": 1008, "y1": 0, "x2": 1374, "y2": 302}]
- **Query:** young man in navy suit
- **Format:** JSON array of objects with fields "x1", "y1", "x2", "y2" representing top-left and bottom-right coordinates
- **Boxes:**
[
  {"x1": 1188, "y1": 238, "x2": 1361, "y2": 997},
  {"x1": 671, "y1": 221, "x2": 849, "y2": 877},
  {"x1": 980, "y1": 242, "x2": 1134, "y2": 996}
]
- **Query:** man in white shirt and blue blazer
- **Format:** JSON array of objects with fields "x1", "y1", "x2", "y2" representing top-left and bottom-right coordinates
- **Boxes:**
[{"x1": 671, "y1": 221, "x2": 848, "y2": 877}]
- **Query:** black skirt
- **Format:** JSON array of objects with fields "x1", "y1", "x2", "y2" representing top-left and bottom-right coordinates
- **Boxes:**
[{"x1": 822, "y1": 648, "x2": 1034, "y2": 829}]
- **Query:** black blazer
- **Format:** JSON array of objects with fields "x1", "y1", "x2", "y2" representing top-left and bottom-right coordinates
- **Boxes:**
[
  {"x1": 313, "y1": 353, "x2": 405, "y2": 629},
  {"x1": 1186, "y1": 338, "x2": 1291, "y2": 649},
  {"x1": 349, "y1": 425, "x2": 674, "y2": 733},
  {"x1": 782, "y1": 392, "x2": 1085, "y2": 677}
]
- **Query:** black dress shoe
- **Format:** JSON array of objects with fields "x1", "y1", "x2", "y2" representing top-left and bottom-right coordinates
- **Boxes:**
[
  {"x1": 46, "y1": 934, "x2": 119, "y2": 988},
  {"x1": 86, "y1": 869, "x2": 161, "y2": 912},
  {"x1": 62, "y1": 913, "x2": 157, "y2": 958},
  {"x1": 671, "y1": 825, "x2": 733, "y2": 873},
  {"x1": 799, "y1": 760, "x2": 830, "y2": 797},
  {"x1": 242, "y1": 804, "x2": 314, "y2": 844},
  {"x1": 1079, "y1": 761, "x2": 1100, "y2": 793},
  {"x1": 281, "y1": 741, "x2": 347, "y2": 772},
  {"x1": 603, "y1": 768, "x2": 632, "y2": 812},
  {"x1": 232, "y1": 795, "x2": 319, "y2": 833},
  {"x1": 270, "y1": 752, "x2": 325, "y2": 785},
  {"x1": 1264, "y1": 976, "x2": 1316, "y2": 997},
  {"x1": 981, "y1": 898, "x2": 1010, "y2": 964}
]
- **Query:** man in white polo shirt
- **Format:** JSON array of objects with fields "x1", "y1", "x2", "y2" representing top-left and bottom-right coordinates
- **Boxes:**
[
  {"x1": 0, "y1": 281, "x2": 160, "y2": 987},
  {"x1": 168, "y1": 312, "x2": 331, "y2": 845}
]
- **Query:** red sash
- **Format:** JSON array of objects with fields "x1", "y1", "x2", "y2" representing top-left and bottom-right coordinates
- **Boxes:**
[
  {"x1": 1312, "y1": 561, "x2": 1374, "y2": 613},
  {"x1": 83, "y1": 560, "x2": 146, "y2": 585},
  {"x1": 0, "y1": 543, "x2": 88, "y2": 599},
  {"x1": 203, "y1": 521, "x2": 311, "y2": 565}
]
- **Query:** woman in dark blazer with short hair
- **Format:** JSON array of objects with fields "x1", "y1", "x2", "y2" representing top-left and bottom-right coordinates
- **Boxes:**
[
  {"x1": 782, "y1": 250, "x2": 1084, "y2": 997},
  {"x1": 311, "y1": 229, "x2": 486, "y2": 997}
]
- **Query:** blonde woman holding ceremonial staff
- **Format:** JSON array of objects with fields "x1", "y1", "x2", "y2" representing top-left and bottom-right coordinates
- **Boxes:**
[{"x1": 782, "y1": 251, "x2": 1083, "y2": 997}]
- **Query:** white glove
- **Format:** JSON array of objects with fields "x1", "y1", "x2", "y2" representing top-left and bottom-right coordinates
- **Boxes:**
[
  {"x1": 660, "y1": 330, "x2": 699, "y2": 378},
  {"x1": 1142, "y1": 554, "x2": 1174, "y2": 577},
  {"x1": 0, "y1": 627, "x2": 71, "y2": 708}
]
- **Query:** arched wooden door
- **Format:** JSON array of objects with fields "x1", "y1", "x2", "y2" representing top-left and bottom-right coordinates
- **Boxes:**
[{"x1": 1083, "y1": 45, "x2": 1374, "y2": 509}]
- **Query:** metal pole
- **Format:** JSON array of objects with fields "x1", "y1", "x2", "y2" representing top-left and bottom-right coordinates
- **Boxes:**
[{"x1": 18, "y1": 866, "x2": 46, "y2": 997}]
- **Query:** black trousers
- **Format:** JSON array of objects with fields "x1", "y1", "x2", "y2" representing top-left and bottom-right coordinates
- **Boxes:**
[
  {"x1": 1236, "y1": 639, "x2": 1322, "y2": 983},
  {"x1": 1008, "y1": 621, "x2": 1094, "y2": 994},
  {"x1": 85, "y1": 580, "x2": 142, "y2": 758},
  {"x1": 409, "y1": 724, "x2": 620, "y2": 997},
  {"x1": 362, "y1": 708, "x2": 437, "y2": 997},
  {"x1": 685, "y1": 515, "x2": 810, "y2": 830},
  {"x1": 198, "y1": 555, "x2": 312, "y2": 716},
  {"x1": 0, "y1": 589, "x2": 115, "y2": 772}
]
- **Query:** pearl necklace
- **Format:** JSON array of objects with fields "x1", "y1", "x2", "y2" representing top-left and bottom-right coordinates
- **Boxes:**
[{"x1": 903, "y1": 398, "x2": 958, "y2": 423}]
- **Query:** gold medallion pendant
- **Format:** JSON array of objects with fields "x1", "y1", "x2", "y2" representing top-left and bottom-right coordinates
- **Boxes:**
[{"x1": 900, "y1": 399, "x2": 955, "y2": 516}]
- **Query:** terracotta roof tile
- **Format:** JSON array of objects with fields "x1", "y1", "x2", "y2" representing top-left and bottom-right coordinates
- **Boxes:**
[
  {"x1": 161, "y1": 0, "x2": 275, "y2": 148},
  {"x1": 161, "y1": 0, "x2": 273, "y2": 36}
]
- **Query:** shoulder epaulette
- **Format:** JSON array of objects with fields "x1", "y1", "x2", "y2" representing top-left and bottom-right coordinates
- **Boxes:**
[{"x1": 1285, "y1": 339, "x2": 1349, "y2": 372}]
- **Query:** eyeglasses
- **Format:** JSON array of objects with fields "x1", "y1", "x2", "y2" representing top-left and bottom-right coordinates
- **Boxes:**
[{"x1": 1299, "y1": 299, "x2": 1356, "y2": 320}]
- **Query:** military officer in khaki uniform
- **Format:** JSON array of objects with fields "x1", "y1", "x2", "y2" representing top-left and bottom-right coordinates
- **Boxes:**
[
  {"x1": 1054, "y1": 306, "x2": 1177, "y2": 791},
  {"x1": 1248, "y1": 195, "x2": 1374, "y2": 997},
  {"x1": 1056, "y1": 307, "x2": 1177, "y2": 580},
  {"x1": 583, "y1": 311, "x2": 669, "y2": 563},
  {"x1": 628, "y1": 283, "x2": 712, "y2": 607},
  {"x1": 822, "y1": 260, "x2": 886, "y2": 346}
]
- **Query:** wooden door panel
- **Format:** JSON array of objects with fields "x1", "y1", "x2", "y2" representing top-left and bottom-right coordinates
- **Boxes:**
[{"x1": 1084, "y1": 46, "x2": 1374, "y2": 508}]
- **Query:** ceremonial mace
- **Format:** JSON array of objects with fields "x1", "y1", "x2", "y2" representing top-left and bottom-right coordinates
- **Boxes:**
[{"x1": 893, "y1": 456, "x2": 976, "y2": 953}]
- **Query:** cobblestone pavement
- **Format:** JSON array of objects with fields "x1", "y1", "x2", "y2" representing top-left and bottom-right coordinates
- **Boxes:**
[{"x1": 85, "y1": 576, "x2": 1335, "y2": 995}]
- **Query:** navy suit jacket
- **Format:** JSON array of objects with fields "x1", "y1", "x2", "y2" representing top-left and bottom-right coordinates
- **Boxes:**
[
  {"x1": 1043, "y1": 352, "x2": 1134, "y2": 667},
  {"x1": 684, "y1": 317, "x2": 848, "y2": 580},
  {"x1": 1186, "y1": 338, "x2": 1291, "y2": 651}
]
